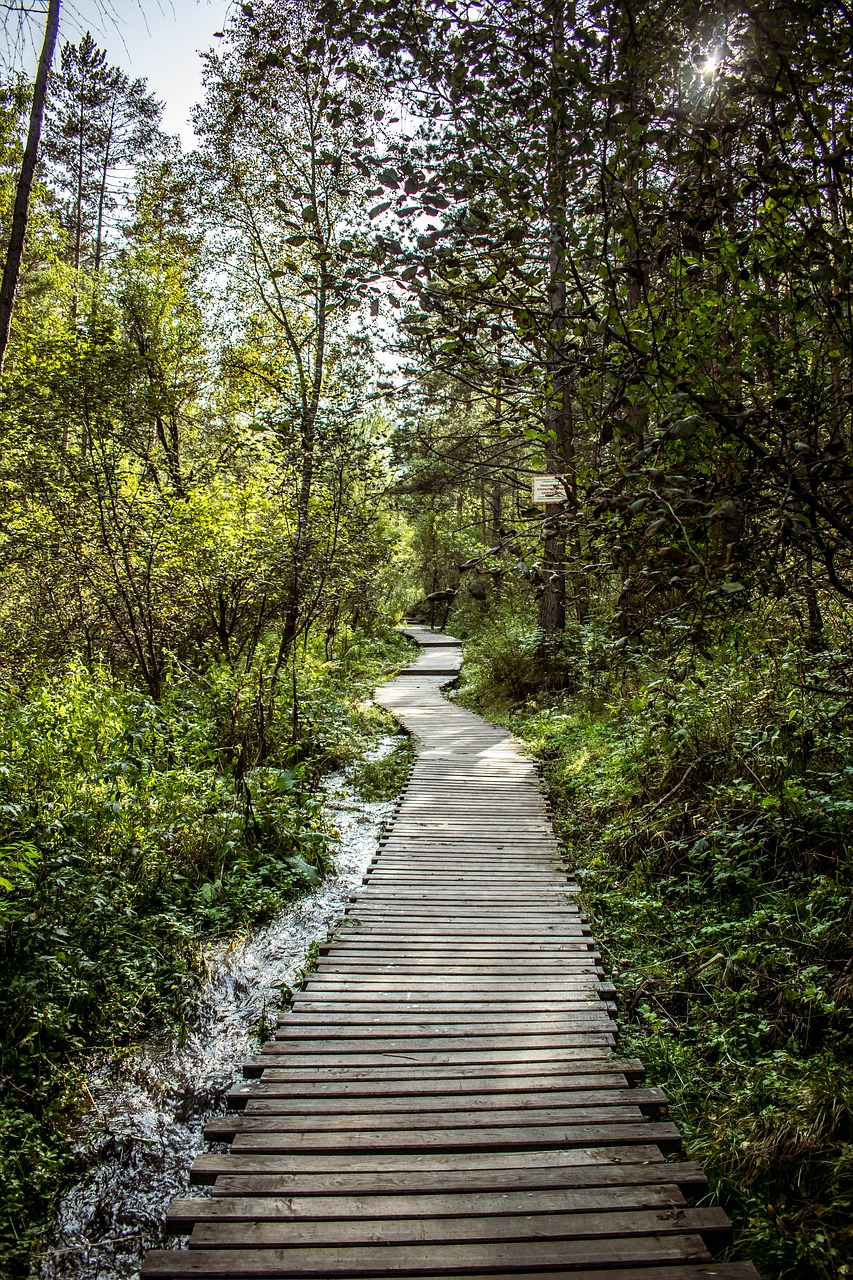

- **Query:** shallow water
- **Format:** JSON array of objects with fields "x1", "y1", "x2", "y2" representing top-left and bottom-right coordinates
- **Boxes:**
[{"x1": 37, "y1": 747, "x2": 399, "y2": 1280}]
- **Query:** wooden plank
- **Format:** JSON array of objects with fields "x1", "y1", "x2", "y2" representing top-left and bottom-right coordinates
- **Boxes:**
[
  {"x1": 238, "y1": 1068, "x2": 644, "y2": 1093},
  {"x1": 226, "y1": 1081, "x2": 654, "y2": 1107},
  {"x1": 223, "y1": 1121, "x2": 681, "y2": 1154},
  {"x1": 257, "y1": 1034, "x2": 616, "y2": 1051},
  {"x1": 195, "y1": 1160, "x2": 708, "y2": 1195},
  {"x1": 289, "y1": 998, "x2": 607, "y2": 1008},
  {"x1": 289, "y1": 1003, "x2": 611, "y2": 1013},
  {"x1": 322, "y1": 936, "x2": 589, "y2": 947},
  {"x1": 146, "y1": 1260, "x2": 760, "y2": 1280},
  {"x1": 204, "y1": 1111, "x2": 645, "y2": 1141},
  {"x1": 302, "y1": 976, "x2": 602, "y2": 985},
  {"x1": 310, "y1": 962, "x2": 598, "y2": 971},
  {"x1": 308, "y1": 963, "x2": 600, "y2": 972},
  {"x1": 186, "y1": 1209, "x2": 730, "y2": 1249},
  {"x1": 190, "y1": 1144, "x2": 672, "y2": 1181},
  {"x1": 142, "y1": 1235, "x2": 714, "y2": 1275},
  {"x1": 245, "y1": 1050, "x2": 621, "y2": 1073},
  {"x1": 315, "y1": 952, "x2": 598, "y2": 961},
  {"x1": 247, "y1": 1060, "x2": 646, "y2": 1082},
  {"x1": 272, "y1": 1021, "x2": 617, "y2": 1037},
  {"x1": 344, "y1": 909, "x2": 582, "y2": 918},
  {"x1": 325, "y1": 936, "x2": 592, "y2": 947},
  {"x1": 204, "y1": 1164, "x2": 704, "y2": 1199},
  {"x1": 166, "y1": 1182, "x2": 689, "y2": 1230},
  {"x1": 278, "y1": 1016, "x2": 614, "y2": 1029},
  {"x1": 228, "y1": 1088, "x2": 666, "y2": 1113},
  {"x1": 359, "y1": 887, "x2": 578, "y2": 894},
  {"x1": 305, "y1": 969, "x2": 601, "y2": 980}
]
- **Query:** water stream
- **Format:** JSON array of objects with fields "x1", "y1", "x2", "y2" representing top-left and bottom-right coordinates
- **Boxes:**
[{"x1": 37, "y1": 742, "x2": 400, "y2": 1280}]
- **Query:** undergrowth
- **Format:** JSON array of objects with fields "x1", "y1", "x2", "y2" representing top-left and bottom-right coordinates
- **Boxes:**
[
  {"x1": 0, "y1": 627, "x2": 411, "y2": 1277},
  {"x1": 456, "y1": 609, "x2": 853, "y2": 1279},
  {"x1": 347, "y1": 734, "x2": 414, "y2": 801}
]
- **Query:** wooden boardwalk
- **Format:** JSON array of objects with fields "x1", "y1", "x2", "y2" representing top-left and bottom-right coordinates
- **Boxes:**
[{"x1": 143, "y1": 627, "x2": 757, "y2": 1280}]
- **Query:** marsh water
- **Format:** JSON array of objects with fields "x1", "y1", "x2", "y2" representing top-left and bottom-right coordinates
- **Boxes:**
[{"x1": 37, "y1": 746, "x2": 398, "y2": 1280}]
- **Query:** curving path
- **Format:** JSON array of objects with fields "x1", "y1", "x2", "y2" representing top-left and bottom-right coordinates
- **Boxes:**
[{"x1": 142, "y1": 627, "x2": 757, "y2": 1280}]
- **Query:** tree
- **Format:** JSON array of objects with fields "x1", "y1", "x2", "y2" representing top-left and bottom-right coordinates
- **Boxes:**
[
  {"x1": 0, "y1": 0, "x2": 60, "y2": 374},
  {"x1": 319, "y1": 0, "x2": 853, "y2": 640},
  {"x1": 194, "y1": 0, "x2": 386, "y2": 672},
  {"x1": 44, "y1": 32, "x2": 162, "y2": 289}
]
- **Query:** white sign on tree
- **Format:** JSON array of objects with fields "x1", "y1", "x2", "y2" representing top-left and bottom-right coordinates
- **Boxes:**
[{"x1": 531, "y1": 474, "x2": 569, "y2": 504}]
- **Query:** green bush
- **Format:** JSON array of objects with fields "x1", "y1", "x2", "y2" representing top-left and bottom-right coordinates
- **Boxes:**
[
  {"x1": 0, "y1": 626, "x2": 412, "y2": 1276},
  {"x1": 458, "y1": 614, "x2": 853, "y2": 1277}
]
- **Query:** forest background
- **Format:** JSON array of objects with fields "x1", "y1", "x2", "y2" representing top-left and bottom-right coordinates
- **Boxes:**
[{"x1": 0, "y1": 0, "x2": 851, "y2": 1276}]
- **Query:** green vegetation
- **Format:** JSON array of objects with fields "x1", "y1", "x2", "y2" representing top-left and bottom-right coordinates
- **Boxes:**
[
  {"x1": 455, "y1": 611, "x2": 853, "y2": 1277},
  {"x1": 0, "y1": 631, "x2": 410, "y2": 1275},
  {"x1": 1, "y1": 0, "x2": 852, "y2": 1273},
  {"x1": 347, "y1": 734, "x2": 415, "y2": 802}
]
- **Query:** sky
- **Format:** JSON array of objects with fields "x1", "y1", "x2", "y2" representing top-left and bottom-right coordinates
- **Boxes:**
[{"x1": 13, "y1": 0, "x2": 234, "y2": 142}]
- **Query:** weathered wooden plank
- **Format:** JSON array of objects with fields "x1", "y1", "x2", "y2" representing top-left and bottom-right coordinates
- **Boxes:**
[
  {"x1": 226, "y1": 1083, "x2": 659, "y2": 1109},
  {"x1": 304, "y1": 974, "x2": 601, "y2": 983},
  {"x1": 247, "y1": 1059, "x2": 645, "y2": 1082},
  {"x1": 203, "y1": 1162, "x2": 706, "y2": 1199},
  {"x1": 240, "y1": 1067, "x2": 644, "y2": 1092},
  {"x1": 207, "y1": 1105, "x2": 648, "y2": 1138},
  {"x1": 195, "y1": 1159, "x2": 707, "y2": 1196},
  {"x1": 166, "y1": 1182, "x2": 689, "y2": 1230},
  {"x1": 142, "y1": 1235, "x2": 714, "y2": 1275},
  {"x1": 322, "y1": 936, "x2": 589, "y2": 947},
  {"x1": 229, "y1": 1088, "x2": 666, "y2": 1114},
  {"x1": 289, "y1": 1002, "x2": 610, "y2": 1014},
  {"x1": 189, "y1": 1143, "x2": 671, "y2": 1182},
  {"x1": 314, "y1": 952, "x2": 598, "y2": 962},
  {"x1": 276, "y1": 1014, "x2": 613, "y2": 1028},
  {"x1": 344, "y1": 910, "x2": 582, "y2": 919},
  {"x1": 186, "y1": 1207, "x2": 731, "y2": 1249},
  {"x1": 147, "y1": 1260, "x2": 759, "y2": 1280},
  {"x1": 245, "y1": 1050, "x2": 621, "y2": 1074},
  {"x1": 308, "y1": 962, "x2": 600, "y2": 971},
  {"x1": 257, "y1": 1034, "x2": 616, "y2": 1053},
  {"x1": 289, "y1": 998, "x2": 607, "y2": 1008},
  {"x1": 271, "y1": 1021, "x2": 617, "y2": 1038},
  {"x1": 310, "y1": 961, "x2": 597, "y2": 970},
  {"x1": 308, "y1": 962, "x2": 596, "y2": 973},
  {"x1": 223, "y1": 1121, "x2": 681, "y2": 1154}
]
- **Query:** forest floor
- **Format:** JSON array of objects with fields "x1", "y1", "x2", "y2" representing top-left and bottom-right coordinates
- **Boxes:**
[{"x1": 453, "y1": 619, "x2": 853, "y2": 1280}]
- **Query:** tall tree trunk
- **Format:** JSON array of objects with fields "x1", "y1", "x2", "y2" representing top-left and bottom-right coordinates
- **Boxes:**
[
  {"x1": 491, "y1": 333, "x2": 503, "y2": 545},
  {"x1": 271, "y1": 259, "x2": 327, "y2": 684},
  {"x1": 71, "y1": 58, "x2": 87, "y2": 324},
  {"x1": 94, "y1": 95, "x2": 116, "y2": 273},
  {"x1": 490, "y1": 481, "x2": 502, "y2": 545},
  {"x1": 538, "y1": 0, "x2": 571, "y2": 638},
  {"x1": 0, "y1": 0, "x2": 61, "y2": 376}
]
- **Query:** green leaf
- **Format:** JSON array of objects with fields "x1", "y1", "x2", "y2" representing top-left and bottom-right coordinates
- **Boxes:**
[{"x1": 286, "y1": 854, "x2": 321, "y2": 886}]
